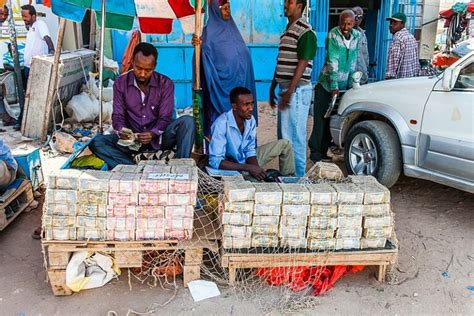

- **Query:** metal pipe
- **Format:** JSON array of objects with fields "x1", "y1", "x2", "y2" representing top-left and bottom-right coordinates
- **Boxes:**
[
  {"x1": 98, "y1": 0, "x2": 106, "y2": 132},
  {"x1": 6, "y1": 0, "x2": 24, "y2": 126}
]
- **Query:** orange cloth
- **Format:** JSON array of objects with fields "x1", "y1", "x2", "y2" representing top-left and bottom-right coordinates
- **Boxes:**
[
  {"x1": 121, "y1": 30, "x2": 141, "y2": 74},
  {"x1": 256, "y1": 265, "x2": 365, "y2": 296}
]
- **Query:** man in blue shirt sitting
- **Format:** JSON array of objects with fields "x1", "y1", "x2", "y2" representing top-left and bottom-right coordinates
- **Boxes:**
[
  {"x1": 0, "y1": 138, "x2": 18, "y2": 190},
  {"x1": 208, "y1": 87, "x2": 295, "y2": 180}
]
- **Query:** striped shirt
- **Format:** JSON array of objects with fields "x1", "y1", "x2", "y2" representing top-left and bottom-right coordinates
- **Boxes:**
[{"x1": 386, "y1": 28, "x2": 420, "y2": 79}]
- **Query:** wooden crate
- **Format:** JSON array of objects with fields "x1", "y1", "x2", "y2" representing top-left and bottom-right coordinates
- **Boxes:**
[
  {"x1": 42, "y1": 222, "x2": 219, "y2": 296},
  {"x1": 221, "y1": 238, "x2": 398, "y2": 285},
  {"x1": 0, "y1": 180, "x2": 34, "y2": 231}
]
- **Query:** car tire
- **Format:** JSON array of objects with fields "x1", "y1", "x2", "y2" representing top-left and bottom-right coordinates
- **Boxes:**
[{"x1": 344, "y1": 120, "x2": 402, "y2": 188}]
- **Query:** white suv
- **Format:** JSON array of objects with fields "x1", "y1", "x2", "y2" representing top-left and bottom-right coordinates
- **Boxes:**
[{"x1": 330, "y1": 52, "x2": 474, "y2": 193}]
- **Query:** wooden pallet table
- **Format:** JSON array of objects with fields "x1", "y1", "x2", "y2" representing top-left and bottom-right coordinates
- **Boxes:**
[
  {"x1": 42, "y1": 216, "x2": 219, "y2": 296},
  {"x1": 221, "y1": 238, "x2": 398, "y2": 285},
  {"x1": 0, "y1": 180, "x2": 34, "y2": 231}
]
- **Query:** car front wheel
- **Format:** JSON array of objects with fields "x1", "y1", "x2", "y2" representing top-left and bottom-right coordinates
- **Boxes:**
[{"x1": 344, "y1": 120, "x2": 402, "y2": 188}]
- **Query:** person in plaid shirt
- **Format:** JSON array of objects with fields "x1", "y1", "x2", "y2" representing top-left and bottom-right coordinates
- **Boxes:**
[{"x1": 385, "y1": 12, "x2": 420, "y2": 79}]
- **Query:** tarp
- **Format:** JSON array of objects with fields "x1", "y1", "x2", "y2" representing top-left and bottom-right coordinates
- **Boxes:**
[{"x1": 200, "y1": 0, "x2": 257, "y2": 133}]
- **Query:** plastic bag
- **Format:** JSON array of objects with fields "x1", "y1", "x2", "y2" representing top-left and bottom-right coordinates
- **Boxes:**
[
  {"x1": 66, "y1": 251, "x2": 120, "y2": 292},
  {"x1": 65, "y1": 92, "x2": 99, "y2": 122},
  {"x1": 51, "y1": 131, "x2": 77, "y2": 154}
]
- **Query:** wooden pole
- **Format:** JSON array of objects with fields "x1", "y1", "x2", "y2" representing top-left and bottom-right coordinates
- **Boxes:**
[
  {"x1": 193, "y1": 0, "x2": 202, "y2": 90},
  {"x1": 98, "y1": 0, "x2": 106, "y2": 132},
  {"x1": 40, "y1": 18, "x2": 67, "y2": 141}
]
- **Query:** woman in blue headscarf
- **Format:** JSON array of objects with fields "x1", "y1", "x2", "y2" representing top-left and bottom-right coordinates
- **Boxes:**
[{"x1": 192, "y1": 0, "x2": 258, "y2": 139}]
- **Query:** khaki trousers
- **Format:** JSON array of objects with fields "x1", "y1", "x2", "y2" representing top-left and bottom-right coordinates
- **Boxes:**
[
  {"x1": 0, "y1": 160, "x2": 16, "y2": 190},
  {"x1": 256, "y1": 139, "x2": 295, "y2": 176}
]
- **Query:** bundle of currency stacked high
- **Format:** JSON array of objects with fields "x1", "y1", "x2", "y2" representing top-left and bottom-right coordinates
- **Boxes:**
[
  {"x1": 349, "y1": 176, "x2": 392, "y2": 248},
  {"x1": 44, "y1": 169, "x2": 83, "y2": 241},
  {"x1": 221, "y1": 181, "x2": 255, "y2": 249},
  {"x1": 331, "y1": 183, "x2": 365, "y2": 250},
  {"x1": 305, "y1": 183, "x2": 338, "y2": 250},
  {"x1": 252, "y1": 183, "x2": 282, "y2": 248},
  {"x1": 107, "y1": 172, "x2": 141, "y2": 240},
  {"x1": 279, "y1": 184, "x2": 310, "y2": 248}
]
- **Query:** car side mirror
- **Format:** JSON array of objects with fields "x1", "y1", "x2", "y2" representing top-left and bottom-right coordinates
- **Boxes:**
[
  {"x1": 442, "y1": 65, "x2": 461, "y2": 91},
  {"x1": 352, "y1": 71, "x2": 363, "y2": 89}
]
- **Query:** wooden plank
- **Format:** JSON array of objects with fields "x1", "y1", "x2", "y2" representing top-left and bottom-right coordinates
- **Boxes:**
[
  {"x1": 184, "y1": 248, "x2": 203, "y2": 265},
  {"x1": 183, "y1": 265, "x2": 201, "y2": 287},
  {"x1": 47, "y1": 270, "x2": 73, "y2": 296},
  {"x1": 376, "y1": 265, "x2": 387, "y2": 282},
  {"x1": 0, "y1": 180, "x2": 34, "y2": 231},
  {"x1": 47, "y1": 250, "x2": 71, "y2": 269}
]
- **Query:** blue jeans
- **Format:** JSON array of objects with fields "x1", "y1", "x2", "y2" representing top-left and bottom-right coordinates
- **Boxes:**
[{"x1": 277, "y1": 84, "x2": 312, "y2": 177}]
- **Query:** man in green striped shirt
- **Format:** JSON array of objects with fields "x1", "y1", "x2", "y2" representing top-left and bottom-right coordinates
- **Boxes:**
[{"x1": 309, "y1": 10, "x2": 360, "y2": 162}]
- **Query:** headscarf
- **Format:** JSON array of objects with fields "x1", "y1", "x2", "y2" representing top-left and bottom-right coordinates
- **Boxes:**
[{"x1": 200, "y1": 0, "x2": 257, "y2": 121}]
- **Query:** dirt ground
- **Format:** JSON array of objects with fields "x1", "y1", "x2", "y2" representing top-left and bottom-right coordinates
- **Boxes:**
[{"x1": 0, "y1": 106, "x2": 473, "y2": 315}]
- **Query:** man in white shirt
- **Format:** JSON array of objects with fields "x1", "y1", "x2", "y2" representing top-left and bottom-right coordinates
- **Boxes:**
[{"x1": 16, "y1": 4, "x2": 54, "y2": 130}]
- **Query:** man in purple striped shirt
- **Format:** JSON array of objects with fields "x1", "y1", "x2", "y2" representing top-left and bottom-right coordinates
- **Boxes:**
[
  {"x1": 385, "y1": 12, "x2": 420, "y2": 80},
  {"x1": 89, "y1": 43, "x2": 195, "y2": 169}
]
